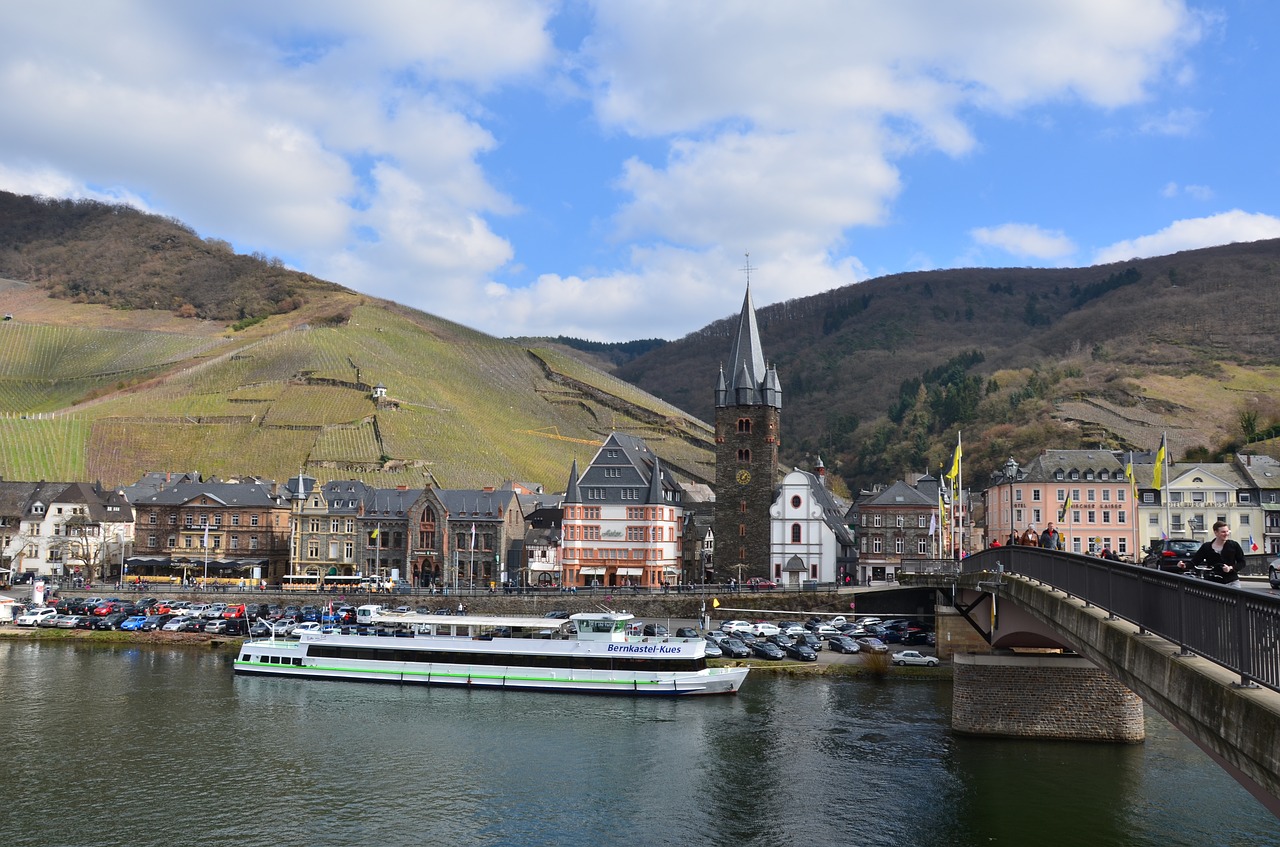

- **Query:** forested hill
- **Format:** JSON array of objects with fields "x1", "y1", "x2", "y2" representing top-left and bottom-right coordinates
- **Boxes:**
[{"x1": 616, "y1": 239, "x2": 1280, "y2": 489}]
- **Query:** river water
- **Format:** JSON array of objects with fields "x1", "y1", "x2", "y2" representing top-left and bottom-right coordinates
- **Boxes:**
[{"x1": 2, "y1": 639, "x2": 1276, "y2": 847}]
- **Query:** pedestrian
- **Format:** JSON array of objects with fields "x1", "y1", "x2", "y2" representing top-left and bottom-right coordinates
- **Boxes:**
[
  {"x1": 1191, "y1": 521, "x2": 1244, "y2": 585},
  {"x1": 1020, "y1": 527, "x2": 1039, "y2": 546},
  {"x1": 1039, "y1": 522, "x2": 1064, "y2": 550}
]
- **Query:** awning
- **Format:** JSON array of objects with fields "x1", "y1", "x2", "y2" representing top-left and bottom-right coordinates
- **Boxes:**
[
  {"x1": 615, "y1": 567, "x2": 643, "y2": 576},
  {"x1": 579, "y1": 567, "x2": 605, "y2": 575},
  {"x1": 529, "y1": 563, "x2": 559, "y2": 572},
  {"x1": 125, "y1": 556, "x2": 171, "y2": 566}
]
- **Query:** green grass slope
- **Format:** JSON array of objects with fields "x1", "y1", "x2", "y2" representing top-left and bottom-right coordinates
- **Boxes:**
[{"x1": 0, "y1": 298, "x2": 714, "y2": 490}]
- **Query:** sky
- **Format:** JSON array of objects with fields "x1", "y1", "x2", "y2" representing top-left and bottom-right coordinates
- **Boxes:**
[{"x1": 3, "y1": 1, "x2": 1279, "y2": 342}]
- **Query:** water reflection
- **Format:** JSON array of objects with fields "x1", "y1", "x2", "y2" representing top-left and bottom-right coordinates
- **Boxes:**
[{"x1": 1, "y1": 641, "x2": 1275, "y2": 847}]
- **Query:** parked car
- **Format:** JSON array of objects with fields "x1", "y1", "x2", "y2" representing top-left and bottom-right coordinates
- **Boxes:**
[
  {"x1": 249, "y1": 620, "x2": 273, "y2": 638},
  {"x1": 778, "y1": 621, "x2": 807, "y2": 636},
  {"x1": 142, "y1": 614, "x2": 173, "y2": 631},
  {"x1": 1269, "y1": 559, "x2": 1280, "y2": 590},
  {"x1": 767, "y1": 633, "x2": 795, "y2": 649},
  {"x1": 204, "y1": 619, "x2": 229, "y2": 634},
  {"x1": 42, "y1": 614, "x2": 77, "y2": 628},
  {"x1": 904, "y1": 630, "x2": 936, "y2": 647},
  {"x1": 1143, "y1": 538, "x2": 1202, "y2": 575},
  {"x1": 272, "y1": 618, "x2": 297, "y2": 636},
  {"x1": 784, "y1": 642, "x2": 818, "y2": 661},
  {"x1": 702, "y1": 639, "x2": 723, "y2": 659},
  {"x1": 92, "y1": 612, "x2": 130, "y2": 631},
  {"x1": 721, "y1": 620, "x2": 754, "y2": 635},
  {"x1": 718, "y1": 637, "x2": 751, "y2": 659},
  {"x1": 202, "y1": 603, "x2": 228, "y2": 619},
  {"x1": 744, "y1": 577, "x2": 776, "y2": 590},
  {"x1": 750, "y1": 622, "x2": 781, "y2": 637},
  {"x1": 796, "y1": 632, "x2": 823, "y2": 651},
  {"x1": 642, "y1": 623, "x2": 669, "y2": 637},
  {"x1": 892, "y1": 650, "x2": 939, "y2": 667},
  {"x1": 749, "y1": 640, "x2": 786, "y2": 660},
  {"x1": 16, "y1": 607, "x2": 57, "y2": 626},
  {"x1": 222, "y1": 604, "x2": 246, "y2": 619},
  {"x1": 674, "y1": 627, "x2": 699, "y2": 638},
  {"x1": 162, "y1": 616, "x2": 191, "y2": 632},
  {"x1": 56, "y1": 614, "x2": 89, "y2": 629},
  {"x1": 289, "y1": 621, "x2": 322, "y2": 638},
  {"x1": 826, "y1": 634, "x2": 861, "y2": 654},
  {"x1": 120, "y1": 615, "x2": 149, "y2": 631},
  {"x1": 179, "y1": 617, "x2": 210, "y2": 633},
  {"x1": 856, "y1": 637, "x2": 889, "y2": 654}
]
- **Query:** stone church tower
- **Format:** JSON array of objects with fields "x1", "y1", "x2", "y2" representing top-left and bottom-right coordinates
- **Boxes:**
[{"x1": 713, "y1": 285, "x2": 782, "y2": 583}]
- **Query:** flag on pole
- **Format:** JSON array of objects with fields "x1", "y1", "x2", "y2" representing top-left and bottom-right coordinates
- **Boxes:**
[
  {"x1": 1058, "y1": 494, "x2": 1072, "y2": 522},
  {"x1": 371, "y1": 527, "x2": 379, "y2": 539},
  {"x1": 945, "y1": 440, "x2": 962, "y2": 482},
  {"x1": 712, "y1": 598, "x2": 720, "y2": 609},
  {"x1": 1250, "y1": 535, "x2": 1259, "y2": 552},
  {"x1": 202, "y1": 525, "x2": 210, "y2": 548},
  {"x1": 1152, "y1": 436, "x2": 1167, "y2": 491},
  {"x1": 928, "y1": 511, "x2": 937, "y2": 535},
  {"x1": 470, "y1": 523, "x2": 477, "y2": 550}
]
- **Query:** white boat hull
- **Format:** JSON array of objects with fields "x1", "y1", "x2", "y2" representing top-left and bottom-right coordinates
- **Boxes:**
[{"x1": 233, "y1": 633, "x2": 748, "y2": 696}]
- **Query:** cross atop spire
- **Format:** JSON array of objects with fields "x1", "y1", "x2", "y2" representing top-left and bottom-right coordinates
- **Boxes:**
[{"x1": 741, "y1": 252, "x2": 753, "y2": 288}]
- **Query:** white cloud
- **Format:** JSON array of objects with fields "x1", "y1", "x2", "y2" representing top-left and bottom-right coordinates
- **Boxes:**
[
  {"x1": 0, "y1": 1, "x2": 1208, "y2": 340},
  {"x1": 1093, "y1": 210, "x2": 1280, "y2": 264},
  {"x1": 971, "y1": 224, "x2": 1077, "y2": 260},
  {"x1": 1139, "y1": 106, "x2": 1206, "y2": 136}
]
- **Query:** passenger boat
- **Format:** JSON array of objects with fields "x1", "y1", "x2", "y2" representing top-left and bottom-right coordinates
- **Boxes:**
[{"x1": 233, "y1": 606, "x2": 748, "y2": 696}]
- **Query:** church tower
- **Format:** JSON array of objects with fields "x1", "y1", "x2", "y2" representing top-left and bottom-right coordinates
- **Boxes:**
[{"x1": 713, "y1": 283, "x2": 781, "y2": 583}]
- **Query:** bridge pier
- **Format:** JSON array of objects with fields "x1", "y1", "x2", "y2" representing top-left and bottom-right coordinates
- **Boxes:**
[{"x1": 953, "y1": 653, "x2": 1145, "y2": 742}]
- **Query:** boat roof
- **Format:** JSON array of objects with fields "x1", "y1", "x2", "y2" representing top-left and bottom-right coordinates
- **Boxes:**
[{"x1": 367, "y1": 609, "x2": 572, "y2": 629}]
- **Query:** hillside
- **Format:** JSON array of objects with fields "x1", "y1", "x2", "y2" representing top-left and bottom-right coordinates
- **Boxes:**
[
  {"x1": 0, "y1": 194, "x2": 715, "y2": 490},
  {"x1": 617, "y1": 240, "x2": 1280, "y2": 488},
  {"x1": 5, "y1": 188, "x2": 1280, "y2": 496}
]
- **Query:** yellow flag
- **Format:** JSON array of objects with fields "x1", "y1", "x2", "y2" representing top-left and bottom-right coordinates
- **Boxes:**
[
  {"x1": 1153, "y1": 438, "x2": 1166, "y2": 490},
  {"x1": 712, "y1": 598, "x2": 720, "y2": 609},
  {"x1": 946, "y1": 442, "x2": 962, "y2": 481}
]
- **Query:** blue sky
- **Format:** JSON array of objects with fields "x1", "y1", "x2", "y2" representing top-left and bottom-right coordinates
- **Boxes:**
[{"x1": 2, "y1": 1, "x2": 1278, "y2": 341}]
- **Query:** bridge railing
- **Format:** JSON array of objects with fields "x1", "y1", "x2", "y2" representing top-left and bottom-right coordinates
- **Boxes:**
[{"x1": 960, "y1": 547, "x2": 1280, "y2": 693}]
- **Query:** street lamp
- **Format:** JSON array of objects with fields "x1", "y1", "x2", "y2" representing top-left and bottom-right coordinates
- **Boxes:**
[{"x1": 998, "y1": 458, "x2": 1018, "y2": 545}]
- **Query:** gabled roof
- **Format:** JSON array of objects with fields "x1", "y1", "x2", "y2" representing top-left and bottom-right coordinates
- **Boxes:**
[
  {"x1": 574, "y1": 432, "x2": 681, "y2": 506},
  {"x1": 435, "y1": 488, "x2": 520, "y2": 522},
  {"x1": 862, "y1": 479, "x2": 935, "y2": 508},
  {"x1": 783, "y1": 469, "x2": 855, "y2": 546},
  {"x1": 132, "y1": 480, "x2": 285, "y2": 509}
]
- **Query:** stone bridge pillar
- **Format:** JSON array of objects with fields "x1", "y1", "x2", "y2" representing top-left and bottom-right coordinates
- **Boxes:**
[{"x1": 953, "y1": 653, "x2": 1145, "y2": 742}]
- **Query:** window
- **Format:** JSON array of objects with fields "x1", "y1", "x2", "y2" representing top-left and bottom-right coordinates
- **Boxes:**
[
  {"x1": 1214, "y1": 492, "x2": 1228, "y2": 504},
  {"x1": 873, "y1": 515, "x2": 882, "y2": 527},
  {"x1": 1117, "y1": 489, "x2": 1125, "y2": 502},
  {"x1": 1087, "y1": 511, "x2": 1096, "y2": 523},
  {"x1": 1087, "y1": 489, "x2": 1096, "y2": 502},
  {"x1": 1240, "y1": 514, "x2": 1251, "y2": 526},
  {"x1": 918, "y1": 515, "x2": 927, "y2": 528},
  {"x1": 895, "y1": 537, "x2": 904, "y2": 554},
  {"x1": 1118, "y1": 511, "x2": 1126, "y2": 524},
  {"x1": 872, "y1": 538, "x2": 882, "y2": 553},
  {"x1": 185, "y1": 514, "x2": 194, "y2": 527},
  {"x1": 1057, "y1": 489, "x2": 1066, "y2": 502},
  {"x1": 918, "y1": 538, "x2": 929, "y2": 554},
  {"x1": 738, "y1": 524, "x2": 746, "y2": 537},
  {"x1": 1239, "y1": 492, "x2": 1252, "y2": 503},
  {"x1": 250, "y1": 515, "x2": 260, "y2": 526},
  {"x1": 147, "y1": 534, "x2": 157, "y2": 547},
  {"x1": 791, "y1": 495, "x2": 802, "y2": 508},
  {"x1": 1170, "y1": 492, "x2": 1183, "y2": 504},
  {"x1": 1102, "y1": 511, "x2": 1110, "y2": 524},
  {"x1": 737, "y1": 418, "x2": 752, "y2": 433},
  {"x1": 1149, "y1": 513, "x2": 1159, "y2": 525},
  {"x1": 791, "y1": 524, "x2": 802, "y2": 543},
  {"x1": 896, "y1": 516, "x2": 904, "y2": 528},
  {"x1": 1192, "y1": 492, "x2": 1205, "y2": 503},
  {"x1": 1085, "y1": 470, "x2": 1095, "y2": 481},
  {"x1": 308, "y1": 542, "x2": 320, "y2": 558},
  {"x1": 1033, "y1": 509, "x2": 1041, "y2": 523},
  {"x1": 737, "y1": 449, "x2": 751, "y2": 462},
  {"x1": 1101, "y1": 489, "x2": 1110, "y2": 502},
  {"x1": 230, "y1": 536, "x2": 239, "y2": 549},
  {"x1": 1142, "y1": 492, "x2": 1155, "y2": 504},
  {"x1": 1032, "y1": 490, "x2": 1041, "y2": 501}
]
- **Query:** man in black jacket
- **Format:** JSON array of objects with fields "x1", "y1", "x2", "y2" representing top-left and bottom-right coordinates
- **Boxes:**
[{"x1": 1191, "y1": 521, "x2": 1244, "y2": 585}]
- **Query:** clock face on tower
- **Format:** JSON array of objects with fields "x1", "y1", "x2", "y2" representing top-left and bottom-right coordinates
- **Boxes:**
[{"x1": 736, "y1": 469, "x2": 751, "y2": 485}]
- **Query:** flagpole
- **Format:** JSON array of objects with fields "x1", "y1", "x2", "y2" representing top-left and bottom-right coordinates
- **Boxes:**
[
  {"x1": 1159, "y1": 433, "x2": 1170, "y2": 539},
  {"x1": 955, "y1": 431, "x2": 963, "y2": 559}
]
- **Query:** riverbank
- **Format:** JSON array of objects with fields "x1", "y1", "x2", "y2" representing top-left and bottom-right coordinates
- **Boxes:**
[{"x1": 0, "y1": 624, "x2": 949, "y2": 679}]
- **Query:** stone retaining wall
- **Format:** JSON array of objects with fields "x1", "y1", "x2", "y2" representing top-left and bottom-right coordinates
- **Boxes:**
[{"x1": 952, "y1": 653, "x2": 1144, "y2": 742}]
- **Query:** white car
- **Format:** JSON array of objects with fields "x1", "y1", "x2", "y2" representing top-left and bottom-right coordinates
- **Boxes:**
[
  {"x1": 720, "y1": 620, "x2": 754, "y2": 635},
  {"x1": 750, "y1": 622, "x2": 781, "y2": 637},
  {"x1": 16, "y1": 607, "x2": 57, "y2": 627},
  {"x1": 289, "y1": 622, "x2": 323, "y2": 639},
  {"x1": 891, "y1": 650, "x2": 939, "y2": 667},
  {"x1": 161, "y1": 616, "x2": 191, "y2": 632}
]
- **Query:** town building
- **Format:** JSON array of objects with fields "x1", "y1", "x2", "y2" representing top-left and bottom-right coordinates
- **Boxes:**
[
  {"x1": 986, "y1": 450, "x2": 1137, "y2": 556},
  {"x1": 0, "y1": 481, "x2": 133, "y2": 583},
  {"x1": 289, "y1": 479, "x2": 372, "y2": 584},
  {"x1": 407, "y1": 485, "x2": 524, "y2": 590},
  {"x1": 560, "y1": 432, "x2": 684, "y2": 589},
  {"x1": 1131, "y1": 459, "x2": 1255, "y2": 554},
  {"x1": 849, "y1": 476, "x2": 942, "y2": 583},
  {"x1": 359, "y1": 486, "x2": 424, "y2": 585},
  {"x1": 770, "y1": 463, "x2": 856, "y2": 586},
  {"x1": 713, "y1": 285, "x2": 782, "y2": 581},
  {"x1": 128, "y1": 477, "x2": 291, "y2": 584},
  {"x1": 1236, "y1": 454, "x2": 1280, "y2": 555}
]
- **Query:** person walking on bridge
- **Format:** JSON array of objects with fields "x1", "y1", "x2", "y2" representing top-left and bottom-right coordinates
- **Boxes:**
[
  {"x1": 1039, "y1": 522, "x2": 1064, "y2": 550},
  {"x1": 1191, "y1": 521, "x2": 1244, "y2": 586}
]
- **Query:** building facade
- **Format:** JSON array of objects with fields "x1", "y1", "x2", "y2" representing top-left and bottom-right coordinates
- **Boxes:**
[
  {"x1": 0, "y1": 481, "x2": 133, "y2": 583},
  {"x1": 560, "y1": 433, "x2": 684, "y2": 589},
  {"x1": 129, "y1": 478, "x2": 291, "y2": 584},
  {"x1": 986, "y1": 450, "x2": 1138, "y2": 556},
  {"x1": 770, "y1": 467, "x2": 856, "y2": 586},
  {"x1": 713, "y1": 286, "x2": 782, "y2": 582}
]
